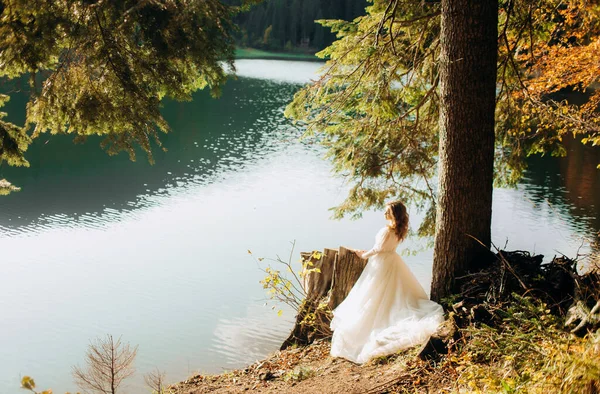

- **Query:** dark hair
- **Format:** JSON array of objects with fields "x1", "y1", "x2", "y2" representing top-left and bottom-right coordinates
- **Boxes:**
[{"x1": 386, "y1": 200, "x2": 409, "y2": 241}]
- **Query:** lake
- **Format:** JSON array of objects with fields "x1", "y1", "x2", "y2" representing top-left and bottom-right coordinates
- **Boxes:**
[{"x1": 0, "y1": 59, "x2": 598, "y2": 393}]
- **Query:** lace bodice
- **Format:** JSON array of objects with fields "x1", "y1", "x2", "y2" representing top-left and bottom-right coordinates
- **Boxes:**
[{"x1": 362, "y1": 226, "x2": 400, "y2": 258}]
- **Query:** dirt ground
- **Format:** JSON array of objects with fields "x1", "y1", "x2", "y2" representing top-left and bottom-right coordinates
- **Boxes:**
[{"x1": 170, "y1": 340, "x2": 430, "y2": 394}]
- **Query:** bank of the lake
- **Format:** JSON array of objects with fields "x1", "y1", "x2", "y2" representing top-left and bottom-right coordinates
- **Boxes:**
[
  {"x1": 172, "y1": 326, "x2": 600, "y2": 394},
  {"x1": 172, "y1": 251, "x2": 600, "y2": 393},
  {"x1": 235, "y1": 47, "x2": 319, "y2": 61}
]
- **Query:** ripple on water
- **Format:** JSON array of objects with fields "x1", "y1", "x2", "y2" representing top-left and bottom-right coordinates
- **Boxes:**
[
  {"x1": 210, "y1": 310, "x2": 294, "y2": 367},
  {"x1": 0, "y1": 80, "x2": 311, "y2": 238}
]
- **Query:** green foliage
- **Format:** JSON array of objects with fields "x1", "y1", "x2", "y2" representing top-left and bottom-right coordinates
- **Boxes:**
[
  {"x1": 0, "y1": 178, "x2": 21, "y2": 195},
  {"x1": 286, "y1": 0, "x2": 440, "y2": 231},
  {"x1": 282, "y1": 366, "x2": 315, "y2": 382},
  {"x1": 0, "y1": 94, "x2": 31, "y2": 167},
  {"x1": 251, "y1": 242, "x2": 318, "y2": 313},
  {"x1": 253, "y1": 245, "x2": 333, "y2": 337},
  {"x1": 286, "y1": 0, "x2": 600, "y2": 230},
  {"x1": 0, "y1": 0, "x2": 238, "y2": 189}
]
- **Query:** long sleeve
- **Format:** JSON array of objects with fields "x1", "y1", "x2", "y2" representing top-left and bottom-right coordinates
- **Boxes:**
[{"x1": 362, "y1": 227, "x2": 395, "y2": 259}]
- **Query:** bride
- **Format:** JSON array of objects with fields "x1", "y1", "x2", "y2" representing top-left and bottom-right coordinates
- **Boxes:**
[{"x1": 330, "y1": 200, "x2": 444, "y2": 364}]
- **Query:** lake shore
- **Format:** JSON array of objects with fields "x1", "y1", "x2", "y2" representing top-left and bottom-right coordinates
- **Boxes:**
[
  {"x1": 171, "y1": 303, "x2": 599, "y2": 393},
  {"x1": 170, "y1": 339, "x2": 429, "y2": 393},
  {"x1": 235, "y1": 47, "x2": 320, "y2": 61},
  {"x1": 4, "y1": 58, "x2": 599, "y2": 393},
  {"x1": 171, "y1": 252, "x2": 600, "y2": 393}
]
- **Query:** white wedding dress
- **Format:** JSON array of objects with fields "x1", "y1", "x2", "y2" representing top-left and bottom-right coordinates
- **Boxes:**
[{"x1": 330, "y1": 226, "x2": 444, "y2": 364}]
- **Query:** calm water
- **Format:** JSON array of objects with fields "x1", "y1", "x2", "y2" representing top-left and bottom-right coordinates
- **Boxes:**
[{"x1": 1, "y1": 60, "x2": 599, "y2": 394}]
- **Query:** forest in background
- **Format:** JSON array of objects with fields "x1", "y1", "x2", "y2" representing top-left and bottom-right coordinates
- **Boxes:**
[{"x1": 223, "y1": 0, "x2": 368, "y2": 52}]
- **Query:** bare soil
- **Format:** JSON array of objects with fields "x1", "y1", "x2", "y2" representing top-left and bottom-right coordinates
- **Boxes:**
[{"x1": 170, "y1": 340, "x2": 435, "y2": 394}]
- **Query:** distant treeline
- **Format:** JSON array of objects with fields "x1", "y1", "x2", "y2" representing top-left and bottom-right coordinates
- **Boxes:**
[{"x1": 223, "y1": 0, "x2": 368, "y2": 52}]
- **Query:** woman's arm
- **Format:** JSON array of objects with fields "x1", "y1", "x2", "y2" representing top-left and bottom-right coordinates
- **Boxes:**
[
  {"x1": 358, "y1": 227, "x2": 391, "y2": 259},
  {"x1": 360, "y1": 247, "x2": 379, "y2": 259}
]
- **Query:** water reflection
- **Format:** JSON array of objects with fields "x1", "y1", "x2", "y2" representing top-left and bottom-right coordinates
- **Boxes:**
[
  {"x1": 234, "y1": 59, "x2": 323, "y2": 84},
  {"x1": 522, "y1": 138, "x2": 600, "y2": 258},
  {"x1": 0, "y1": 78, "x2": 307, "y2": 235}
]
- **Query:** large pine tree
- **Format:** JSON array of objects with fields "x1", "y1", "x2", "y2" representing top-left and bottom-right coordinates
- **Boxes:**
[{"x1": 431, "y1": 0, "x2": 498, "y2": 301}]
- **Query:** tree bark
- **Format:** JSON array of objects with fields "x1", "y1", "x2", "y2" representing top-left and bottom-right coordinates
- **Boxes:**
[
  {"x1": 328, "y1": 247, "x2": 369, "y2": 310},
  {"x1": 431, "y1": 0, "x2": 498, "y2": 301}
]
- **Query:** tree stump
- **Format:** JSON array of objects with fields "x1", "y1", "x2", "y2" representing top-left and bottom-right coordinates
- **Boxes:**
[
  {"x1": 328, "y1": 247, "x2": 369, "y2": 310},
  {"x1": 302, "y1": 248, "x2": 338, "y2": 301},
  {"x1": 564, "y1": 265, "x2": 600, "y2": 335},
  {"x1": 280, "y1": 247, "x2": 367, "y2": 350}
]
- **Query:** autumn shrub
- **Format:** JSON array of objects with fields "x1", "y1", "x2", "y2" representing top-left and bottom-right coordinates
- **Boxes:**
[
  {"x1": 251, "y1": 243, "x2": 332, "y2": 337},
  {"x1": 450, "y1": 294, "x2": 600, "y2": 393},
  {"x1": 20, "y1": 376, "x2": 61, "y2": 394},
  {"x1": 251, "y1": 242, "x2": 322, "y2": 314}
]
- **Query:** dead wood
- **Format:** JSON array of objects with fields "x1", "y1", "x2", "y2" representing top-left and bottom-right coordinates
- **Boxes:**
[{"x1": 280, "y1": 247, "x2": 367, "y2": 350}]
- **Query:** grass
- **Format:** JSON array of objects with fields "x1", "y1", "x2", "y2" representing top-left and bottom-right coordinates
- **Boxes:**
[
  {"x1": 282, "y1": 366, "x2": 316, "y2": 382},
  {"x1": 235, "y1": 47, "x2": 319, "y2": 61}
]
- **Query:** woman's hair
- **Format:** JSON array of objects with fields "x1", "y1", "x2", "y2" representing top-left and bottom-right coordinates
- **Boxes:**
[{"x1": 386, "y1": 200, "x2": 409, "y2": 241}]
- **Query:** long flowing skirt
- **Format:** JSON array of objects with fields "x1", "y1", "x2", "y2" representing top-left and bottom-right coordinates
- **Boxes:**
[{"x1": 330, "y1": 251, "x2": 444, "y2": 364}]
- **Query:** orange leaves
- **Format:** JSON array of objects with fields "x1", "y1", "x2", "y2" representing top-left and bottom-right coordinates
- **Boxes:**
[
  {"x1": 496, "y1": 0, "x2": 600, "y2": 169},
  {"x1": 582, "y1": 90, "x2": 600, "y2": 115},
  {"x1": 527, "y1": 38, "x2": 600, "y2": 98},
  {"x1": 501, "y1": 0, "x2": 600, "y2": 102}
]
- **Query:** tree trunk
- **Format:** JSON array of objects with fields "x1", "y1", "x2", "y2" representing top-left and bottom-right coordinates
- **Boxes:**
[{"x1": 431, "y1": 0, "x2": 498, "y2": 302}]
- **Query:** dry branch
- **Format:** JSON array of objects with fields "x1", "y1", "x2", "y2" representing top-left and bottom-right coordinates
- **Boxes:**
[{"x1": 72, "y1": 334, "x2": 138, "y2": 394}]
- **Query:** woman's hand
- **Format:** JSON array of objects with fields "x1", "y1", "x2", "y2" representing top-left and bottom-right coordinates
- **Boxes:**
[{"x1": 354, "y1": 249, "x2": 366, "y2": 259}]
